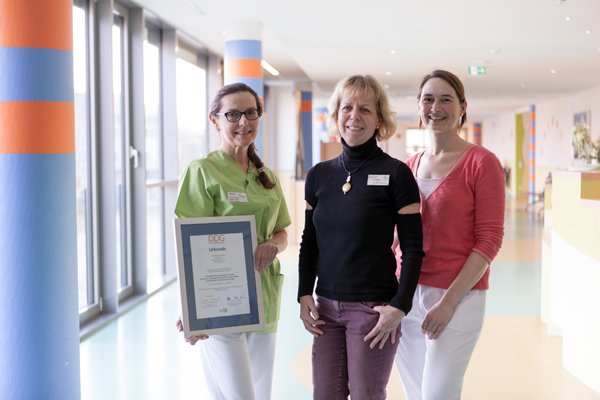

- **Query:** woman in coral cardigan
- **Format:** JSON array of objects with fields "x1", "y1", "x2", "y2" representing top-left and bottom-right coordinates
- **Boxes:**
[{"x1": 394, "y1": 70, "x2": 505, "y2": 400}]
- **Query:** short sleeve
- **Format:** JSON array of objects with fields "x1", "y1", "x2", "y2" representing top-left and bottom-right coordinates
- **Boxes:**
[
  {"x1": 174, "y1": 161, "x2": 215, "y2": 218},
  {"x1": 304, "y1": 167, "x2": 317, "y2": 208},
  {"x1": 393, "y1": 162, "x2": 421, "y2": 212},
  {"x1": 271, "y1": 173, "x2": 292, "y2": 233}
]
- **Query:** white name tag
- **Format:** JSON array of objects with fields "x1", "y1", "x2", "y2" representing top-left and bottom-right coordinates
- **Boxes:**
[
  {"x1": 227, "y1": 192, "x2": 248, "y2": 203},
  {"x1": 367, "y1": 175, "x2": 390, "y2": 186}
]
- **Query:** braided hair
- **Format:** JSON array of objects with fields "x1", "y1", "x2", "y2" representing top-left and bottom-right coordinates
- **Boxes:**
[{"x1": 209, "y1": 83, "x2": 275, "y2": 189}]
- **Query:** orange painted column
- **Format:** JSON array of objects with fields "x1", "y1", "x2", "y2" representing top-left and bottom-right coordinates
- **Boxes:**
[
  {"x1": 0, "y1": 1, "x2": 80, "y2": 398},
  {"x1": 473, "y1": 123, "x2": 482, "y2": 145},
  {"x1": 529, "y1": 105, "x2": 536, "y2": 203},
  {"x1": 224, "y1": 22, "x2": 264, "y2": 156}
]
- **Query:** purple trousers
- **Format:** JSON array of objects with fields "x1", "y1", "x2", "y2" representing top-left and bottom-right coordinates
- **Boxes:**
[{"x1": 312, "y1": 295, "x2": 401, "y2": 400}]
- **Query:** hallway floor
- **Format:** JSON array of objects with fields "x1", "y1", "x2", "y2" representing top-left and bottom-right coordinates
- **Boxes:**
[{"x1": 80, "y1": 200, "x2": 600, "y2": 399}]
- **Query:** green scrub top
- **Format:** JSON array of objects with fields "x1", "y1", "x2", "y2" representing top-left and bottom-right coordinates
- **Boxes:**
[{"x1": 175, "y1": 150, "x2": 292, "y2": 333}]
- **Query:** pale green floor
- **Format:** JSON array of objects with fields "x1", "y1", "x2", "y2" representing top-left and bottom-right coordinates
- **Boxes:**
[{"x1": 80, "y1": 208, "x2": 545, "y2": 400}]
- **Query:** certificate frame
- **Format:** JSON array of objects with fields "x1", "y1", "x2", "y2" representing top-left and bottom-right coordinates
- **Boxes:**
[{"x1": 174, "y1": 215, "x2": 264, "y2": 338}]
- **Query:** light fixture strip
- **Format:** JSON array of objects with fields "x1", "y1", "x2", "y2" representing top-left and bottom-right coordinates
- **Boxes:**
[{"x1": 261, "y1": 60, "x2": 279, "y2": 76}]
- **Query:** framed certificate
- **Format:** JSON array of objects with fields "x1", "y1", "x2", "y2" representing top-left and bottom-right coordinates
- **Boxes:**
[{"x1": 173, "y1": 215, "x2": 264, "y2": 338}]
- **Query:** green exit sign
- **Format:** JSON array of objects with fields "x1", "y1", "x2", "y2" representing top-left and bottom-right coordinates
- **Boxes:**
[{"x1": 469, "y1": 66, "x2": 486, "y2": 76}]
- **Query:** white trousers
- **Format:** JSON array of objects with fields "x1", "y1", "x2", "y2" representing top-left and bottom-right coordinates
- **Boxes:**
[
  {"x1": 199, "y1": 332, "x2": 276, "y2": 400},
  {"x1": 395, "y1": 285, "x2": 486, "y2": 400}
]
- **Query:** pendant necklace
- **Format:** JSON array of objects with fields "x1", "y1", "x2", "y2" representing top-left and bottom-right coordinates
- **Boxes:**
[{"x1": 341, "y1": 148, "x2": 378, "y2": 194}]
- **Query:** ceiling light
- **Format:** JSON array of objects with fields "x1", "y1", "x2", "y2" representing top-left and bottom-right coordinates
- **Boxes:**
[
  {"x1": 384, "y1": 84, "x2": 390, "y2": 89},
  {"x1": 565, "y1": 16, "x2": 571, "y2": 21},
  {"x1": 261, "y1": 60, "x2": 279, "y2": 76},
  {"x1": 490, "y1": 49, "x2": 501, "y2": 55},
  {"x1": 551, "y1": 69, "x2": 557, "y2": 74},
  {"x1": 385, "y1": 71, "x2": 392, "y2": 76},
  {"x1": 585, "y1": 30, "x2": 592, "y2": 34},
  {"x1": 390, "y1": 50, "x2": 396, "y2": 54},
  {"x1": 521, "y1": 83, "x2": 525, "y2": 87}
]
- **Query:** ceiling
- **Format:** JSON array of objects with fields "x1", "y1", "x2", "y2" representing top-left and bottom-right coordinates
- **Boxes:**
[{"x1": 132, "y1": 0, "x2": 600, "y2": 121}]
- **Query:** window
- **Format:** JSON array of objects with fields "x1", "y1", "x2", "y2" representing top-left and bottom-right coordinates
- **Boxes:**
[
  {"x1": 176, "y1": 43, "x2": 208, "y2": 174},
  {"x1": 113, "y1": 9, "x2": 133, "y2": 297},
  {"x1": 144, "y1": 25, "x2": 165, "y2": 292},
  {"x1": 406, "y1": 128, "x2": 430, "y2": 158},
  {"x1": 73, "y1": 0, "x2": 94, "y2": 311}
]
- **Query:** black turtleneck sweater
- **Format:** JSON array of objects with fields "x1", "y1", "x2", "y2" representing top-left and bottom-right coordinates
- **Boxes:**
[{"x1": 298, "y1": 134, "x2": 424, "y2": 313}]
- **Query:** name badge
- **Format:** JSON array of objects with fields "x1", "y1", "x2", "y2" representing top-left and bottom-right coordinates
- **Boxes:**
[
  {"x1": 367, "y1": 175, "x2": 390, "y2": 186},
  {"x1": 227, "y1": 192, "x2": 248, "y2": 203}
]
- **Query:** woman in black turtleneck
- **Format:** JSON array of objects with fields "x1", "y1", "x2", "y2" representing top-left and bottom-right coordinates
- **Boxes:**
[{"x1": 298, "y1": 75, "x2": 424, "y2": 400}]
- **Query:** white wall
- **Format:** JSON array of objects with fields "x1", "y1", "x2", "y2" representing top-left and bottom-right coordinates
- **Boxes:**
[
  {"x1": 265, "y1": 83, "x2": 296, "y2": 173},
  {"x1": 482, "y1": 112, "x2": 515, "y2": 169},
  {"x1": 482, "y1": 84, "x2": 600, "y2": 193},
  {"x1": 384, "y1": 121, "x2": 415, "y2": 163}
]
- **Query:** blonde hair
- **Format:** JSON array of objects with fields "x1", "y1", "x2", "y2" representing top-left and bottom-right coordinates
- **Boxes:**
[{"x1": 326, "y1": 74, "x2": 396, "y2": 142}]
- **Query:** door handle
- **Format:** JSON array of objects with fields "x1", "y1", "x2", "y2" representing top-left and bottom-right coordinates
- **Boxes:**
[{"x1": 129, "y1": 146, "x2": 139, "y2": 168}]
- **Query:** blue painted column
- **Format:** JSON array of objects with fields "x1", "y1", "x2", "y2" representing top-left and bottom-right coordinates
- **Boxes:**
[
  {"x1": 0, "y1": 1, "x2": 80, "y2": 399},
  {"x1": 529, "y1": 105, "x2": 536, "y2": 203},
  {"x1": 473, "y1": 123, "x2": 482, "y2": 145},
  {"x1": 224, "y1": 22, "x2": 264, "y2": 156},
  {"x1": 300, "y1": 91, "x2": 313, "y2": 171}
]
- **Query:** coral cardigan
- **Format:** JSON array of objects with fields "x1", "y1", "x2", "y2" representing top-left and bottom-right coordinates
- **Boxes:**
[{"x1": 396, "y1": 145, "x2": 505, "y2": 290}]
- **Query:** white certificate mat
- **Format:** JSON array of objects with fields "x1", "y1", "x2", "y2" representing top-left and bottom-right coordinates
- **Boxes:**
[
  {"x1": 190, "y1": 233, "x2": 250, "y2": 319},
  {"x1": 174, "y1": 215, "x2": 264, "y2": 338}
]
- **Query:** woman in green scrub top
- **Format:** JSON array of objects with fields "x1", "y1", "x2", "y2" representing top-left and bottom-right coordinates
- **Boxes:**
[{"x1": 175, "y1": 83, "x2": 291, "y2": 400}]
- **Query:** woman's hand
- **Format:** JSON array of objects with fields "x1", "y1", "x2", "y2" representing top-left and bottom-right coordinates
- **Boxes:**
[
  {"x1": 255, "y1": 229, "x2": 288, "y2": 274},
  {"x1": 421, "y1": 301, "x2": 455, "y2": 340},
  {"x1": 299, "y1": 295, "x2": 325, "y2": 337},
  {"x1": 364, "y1": 305, "x2": 405, "y2": 349},
  {"x1": 255, "y1": 240, "x2": 278, "y2": 274},
  {"x1": 176, "y1": 316, "x2": 209, "y2": 345}
]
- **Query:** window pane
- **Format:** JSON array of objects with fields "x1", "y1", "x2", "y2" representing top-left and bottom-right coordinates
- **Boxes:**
[
  {"x1": 406, "y1": 128, "x2": 430, "y2": 158},
  {"x1": 113, "y1": 21, "x2": 128, "y2": 291},
  {"x1": 176, "y1": 58, "x2": 207, "y2": 174},
  {"x1": 144, "y1": 32, "x2": 164, "y2": 290},
  {"x1": 73, "y1": 4, "x2": 91, "y2": 310}
]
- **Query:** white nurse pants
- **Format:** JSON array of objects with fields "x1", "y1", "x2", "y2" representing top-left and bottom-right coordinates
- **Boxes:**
[
  {"x1": 395, "y1": 285, "x2": 486, "y2": 400},
  {"x1": 199, "y1": 332, "x2": 276, "y2": 400}
]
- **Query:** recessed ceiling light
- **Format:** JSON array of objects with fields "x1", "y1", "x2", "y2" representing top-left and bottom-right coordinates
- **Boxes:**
[
  {"x1": 222, "y1": 31, "x2": 227, "y2": 36},
  {"x1": 551, "y1": 69, "x2": 557, "y2": 74},
  {"x1": 521, "y1": 83, "x2": 526, "y2": 87},
  {"x1": 385, "y1": 71, "x2": 392, "y2": 76},
  {"x1": 390, "y1": 50, "x2": 396, "y2": 54},
  {"x1": 585, "y1": 30, "x2": 592, "y2": 34},
  {"x1": 565, "y1": 16, "x2": 571, "y2": 21},
  {"x1": 384, "y1": 84, "x2": 390, "y2": 89},
  {"x1": 490, "y1": 49, "x2": 501, "y2": 55}
]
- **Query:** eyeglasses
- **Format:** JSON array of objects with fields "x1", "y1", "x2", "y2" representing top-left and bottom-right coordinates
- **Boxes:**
[{"x1": 216, "y1": 109, "x2": 260, "y2": 122}]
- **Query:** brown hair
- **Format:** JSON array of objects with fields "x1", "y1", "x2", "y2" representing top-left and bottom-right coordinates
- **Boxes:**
[
  {"x1": 326, "y1": 74, "x2": 397, "y2": 142},
  {"x1": 417, "y1": 70, "x2": 467, "y2": 129},
  {"x1": 209, "y1": 83, "x2": 275, "y2": 189}
]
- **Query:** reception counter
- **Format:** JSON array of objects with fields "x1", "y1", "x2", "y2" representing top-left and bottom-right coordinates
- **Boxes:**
[{"x1": 547, "y1": 171, "x2": 600, "y2": 394}]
